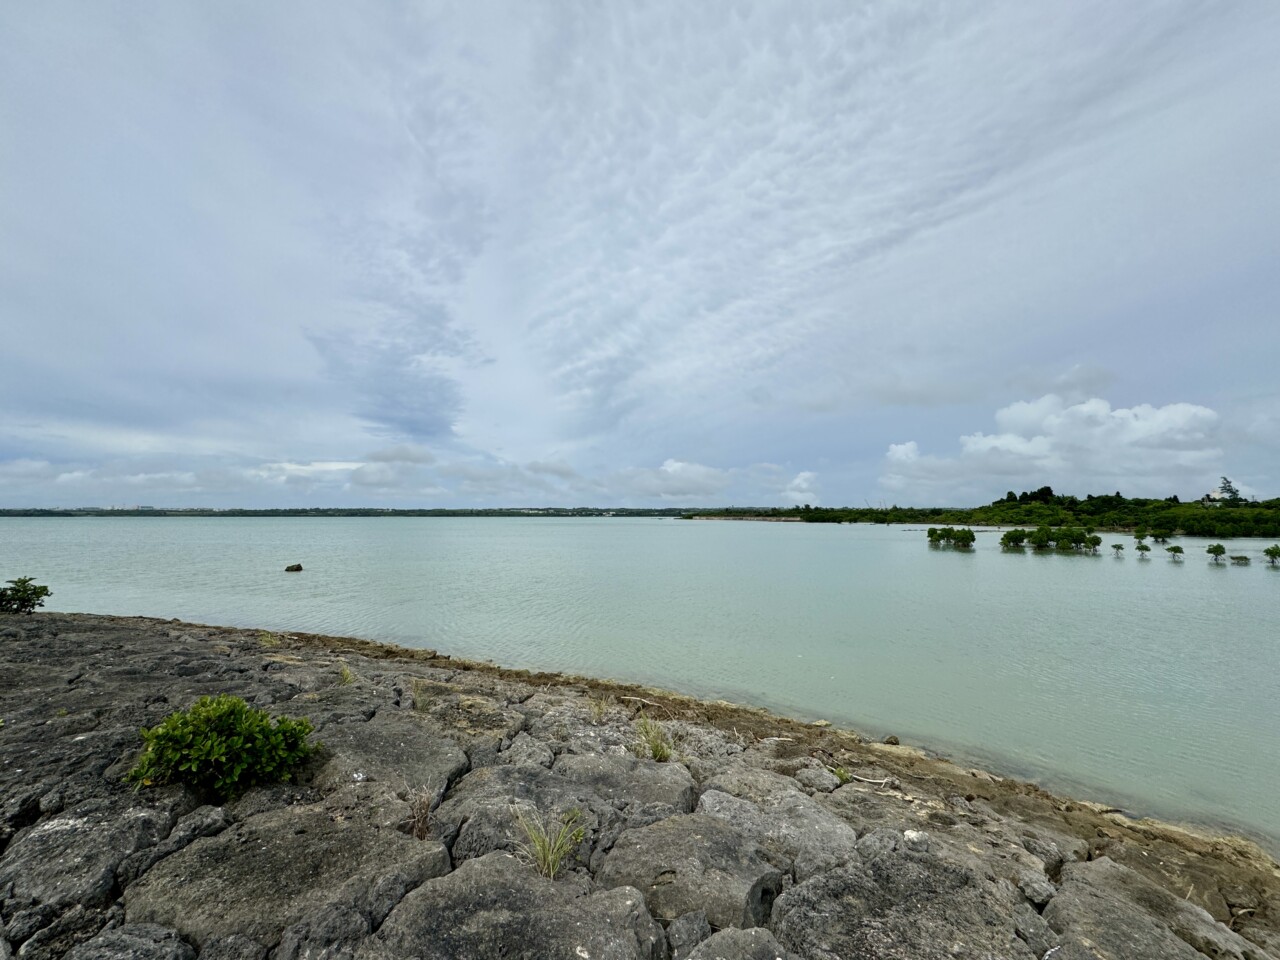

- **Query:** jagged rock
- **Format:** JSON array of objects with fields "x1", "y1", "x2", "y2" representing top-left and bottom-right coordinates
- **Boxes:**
[
  {"x1": 0, "y1": 802, "x2": 171, "y2": 909},
  {"x1": 275, "y1": 903, "x2": 369, "y2": 960},
  {"x1": 409, "y1": 692, "x2": 527, "y2": 767},
  {"x1": 1013, "y1": 902, "x2": 1060, "y2": 958},
  {"x1": 309, "y1": 711, "x2": 470, "y2": 795},
  {"x1": 1017, "y1": 870, "x2": 1057, "y2": 907},
  {"x1": 124, "y1": 800, "x2": 449, "y2": 950},
  {"x1": 553, "y1": 751, "x2": 697, "y2": 812},
  {"x1": 696, "y1": 785, "x2": 861, "y2": 880},
  {"x1": 687, "y1": 927, "x2": 795, "y2": 960},
  {"x1": 9, "y1": 904, "x2": 115, "y2": 960},
  {"x1": 1044, "y1": 857, "x2": 1271, "y2": 960},
  {"x1": 361, "y1": 851, "x2": 667, "y2": 959},
  {"x1": 1018, "y1": 826, "x2": 1089, "y2": 875},
  {"x1": 668, "y1": 911, "x2": 713, "y2": 960},
  {"x1": 597, "y1": 813, "x2": 784, "y2": 928},
  {"x1": 794, "y1": 765, "x2": 840, "y2": 793},
  {"x1": 855, "y1": 829, "x2": 906, "y2": 865},
  {"x1": 702, "y1": 763, "x2": 802, "y2": 805},
  {"x1": 771, "y1": 848, "x2": 1037, "y2": 959},
  {"x1": 65, "y1": 923, "x2": 196, "y2": 960},
  {"x1": 118, "y1": 805, "x2": 231, "y2": 886},
  {"x1": 198, "y1": 935, "x2": 269, "y2": 960},
  {"x1": 284, "y1": 564, "x2": 303, "y2": 573},
  {"x1": 432, "y1": 763, "x2": 614, "y2": 868},
  {"x1": 499, "y1": 731, "x2": 555, "y2": 768}
]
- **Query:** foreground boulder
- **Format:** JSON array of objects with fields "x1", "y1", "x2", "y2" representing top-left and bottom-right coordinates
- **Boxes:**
[
  {"x1": 770, "y1": 848, "x2": 1037, "y2": 959},
  {"x1": 360, "y1": 851, "x2": 666, "y2": 959},
  {"x1": 598, "y1": 814, "x2": 784, "y2": 928},
  {"x1": 1044, "y1": 857, "x2": 1271, "y2": 960},
  {"x1": 125, "y1": 796, "x2": 450, "y2": 950}
]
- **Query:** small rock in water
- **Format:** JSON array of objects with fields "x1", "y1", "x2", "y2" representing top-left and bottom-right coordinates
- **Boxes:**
[{"x1": 284, "y1": 563, "x2": 303, "y2": 572}]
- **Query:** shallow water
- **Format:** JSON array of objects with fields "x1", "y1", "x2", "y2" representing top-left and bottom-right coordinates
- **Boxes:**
[{"x1": 2, "y1": 516, "x2": 1277, "y2": 849}]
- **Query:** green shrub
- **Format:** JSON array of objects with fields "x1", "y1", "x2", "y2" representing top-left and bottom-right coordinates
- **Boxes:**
[
  {"x1": 0, "y1": 577, "x2": 51, "y2": 615},
  {"x1": 127, "y1": 694, "x2": 316, "y2": 800}
]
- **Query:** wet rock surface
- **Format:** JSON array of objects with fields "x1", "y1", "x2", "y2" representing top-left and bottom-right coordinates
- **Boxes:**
[{"x1": 1, "y1": 612, "x2": 1278, "y2": 959}]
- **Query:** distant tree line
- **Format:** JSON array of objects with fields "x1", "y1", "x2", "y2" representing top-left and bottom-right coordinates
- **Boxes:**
[{"x1": 694, "y1": 479, "x2": 1280, "y2": 538}]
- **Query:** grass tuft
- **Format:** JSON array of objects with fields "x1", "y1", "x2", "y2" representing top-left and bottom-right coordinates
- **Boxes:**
[
  {"x1": 632, "y1": 717, "x2": 673, "y2": 762},
  {"x1": 337, "y1": 663, "x2": 356, "y2": 686},
  {"x1": 587, "y1": 694, "x2": 613, "y2": 725},
  {"x1": 513, "y1": 806, "x2": 585, "y2": 879},
  {"x1": 257, "y1": 630, "x2": 281, "y2": 647},
  {"x1": 400, "y1": 784, "x2": 435, "y2": 840}
]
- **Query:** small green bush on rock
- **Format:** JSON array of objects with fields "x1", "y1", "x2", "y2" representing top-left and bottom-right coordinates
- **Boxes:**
[
  {"x1": 127, "y1": 694, "x2": 316, "y2": 801},
  {"x1": 0, "y1": 577, "x2": 51, "y2": 615}
]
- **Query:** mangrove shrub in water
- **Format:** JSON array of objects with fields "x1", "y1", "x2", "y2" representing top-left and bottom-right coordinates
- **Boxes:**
[{"x1": 0, "y1": 577, "x2": 51, "y2": 615}]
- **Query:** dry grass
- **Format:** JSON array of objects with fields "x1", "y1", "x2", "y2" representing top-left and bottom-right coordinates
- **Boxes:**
[
  {"x1": 513, "y1": 806, "x2": 585, "y2": 879},
  {"x1": 587, "y1": 694, "x2": 613, "y2": 725},
  {"x1": 632, "y1": 717, "x2": 673, "y2": 762},
  {"x1": 400, "y1": 784, "x2": 436, "y2": 840},
  {"x1": 256, "y1": 630, "x2": 281, "y2": 648}
]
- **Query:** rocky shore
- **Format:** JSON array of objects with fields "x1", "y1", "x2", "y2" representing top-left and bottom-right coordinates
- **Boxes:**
[{"x1": 1, "y1": 613, "x2": 1278, "y2": 959}]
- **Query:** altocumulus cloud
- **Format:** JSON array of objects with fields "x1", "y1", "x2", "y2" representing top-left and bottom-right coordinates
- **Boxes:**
[
  {"x1": 1, "y1": 3, "x2": 1278, "y2": 507},
  {"x1": 882, "y1": 396, "x2": 1224, "y2": 502}
]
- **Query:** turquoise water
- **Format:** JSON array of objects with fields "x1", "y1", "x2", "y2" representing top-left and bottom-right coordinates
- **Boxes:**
[{"x1": 2, "y1": 516, "x2": 1277, "y2": 850}]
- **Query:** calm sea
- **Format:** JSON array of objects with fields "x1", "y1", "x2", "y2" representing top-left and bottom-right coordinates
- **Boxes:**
[{"x1": 2, "y1": 516, "x2": 1277, "y2": 850}]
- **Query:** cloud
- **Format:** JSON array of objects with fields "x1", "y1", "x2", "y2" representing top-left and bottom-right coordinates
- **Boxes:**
[
  {"x1": 610, "y1": 460, "x2": 731, "y2": 501},
  {"x1": 0, "y1": 4, "x2": 1277, "y2": 506},
  {"x1": 882, "y1": 394, "x2": 1223, "y2": 501},
  {"x1": 525, "y1": 460, "x2": 579, "y2": 481},
  {"x1": 782, "y1": 471, "x2": 820, "y2": 506},
  {"x1": 365, "y1": 444, "x2": 436, "y2": 464}
]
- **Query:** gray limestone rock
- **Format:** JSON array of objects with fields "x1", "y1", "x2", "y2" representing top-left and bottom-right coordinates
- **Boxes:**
[
  {"x1": 1044, "y1": 857, "x2": 1273, "y2": 960},
  {"x1": 409, "y1": 691, "x2": 527, "y2": 768},
  {"x1": 64, "y1": 924, "x2": 196, "y2": 960},
  {"x1": 794, "y1": 766, "x2": 840, "y2": 794},
  {"x1": 597, "y1": 813, "x2": 784, "y2": 929},
  {"x1": 771, "y1": 848, "x2": 1037, "y2": 960},
  {"x1": 0, "y1": 802, "x2": 171, "y2": 910},
  {"x1": 696, "y1": 787, "x2": 861, "y2": 881},
  {"x1": 360, "y1": 851, "x2": 667, "y2": 960},
  {"x1": 124, "y1": 800, "x2": 449, "y2": 950},
  {"x1": 554, "y1": 751, "x2": 697, "y2": 812},
  {"x1": 687, "y1": 927, "x2": 794, "y2": 960},
  {"x1": 668, "y1": 911, "x2": 713, "y2": 960},
  {"x1": 498, "y1": 731, "x2": 555, "y2": 768},
  {"x1": 432, "y1": 762, "x2": 615, "y2": 868},
  {"x1": 197, "y1": 935, "x2": 269, "y2": 960},
  {"x1": 855, "y1": 826, "x2": 901, "y2": 862},
  {"x1": 118, "y1": 805, "x2": 231, "y2": 886},
  {"x1": 309, "y1": 711, "x2": 470, "y2": 795}
]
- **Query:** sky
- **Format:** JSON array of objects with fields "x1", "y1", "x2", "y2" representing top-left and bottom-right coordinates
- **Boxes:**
[{"x1": 2, "y1": 2, "x2": 1278, "y2": 508}]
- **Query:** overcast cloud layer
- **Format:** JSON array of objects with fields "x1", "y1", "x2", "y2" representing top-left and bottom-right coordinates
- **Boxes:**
[{"x1": 2, "y1": 2, "x2": 1278, "y2": 507}]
